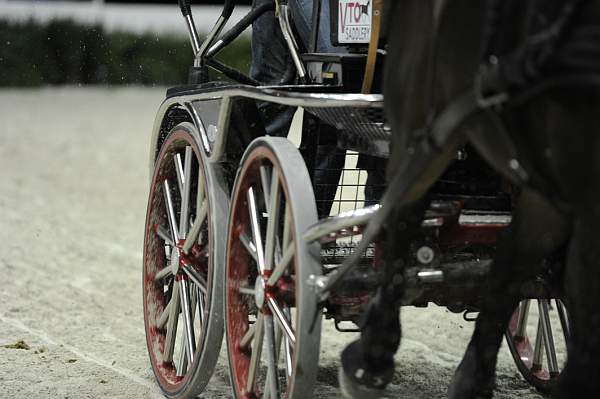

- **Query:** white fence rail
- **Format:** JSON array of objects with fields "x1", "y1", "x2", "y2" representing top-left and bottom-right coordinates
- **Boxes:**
[{"x1": 0, "y1": 1, "x2": 251, "y2": 36}]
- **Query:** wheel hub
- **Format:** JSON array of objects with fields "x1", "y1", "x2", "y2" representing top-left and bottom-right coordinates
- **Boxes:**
[
  {"x1": 254, "y1": 277, "x2": 266, "y2": 308},
  {"x1": 171, "y1": 247, "x2": 180, "y2": 275}
]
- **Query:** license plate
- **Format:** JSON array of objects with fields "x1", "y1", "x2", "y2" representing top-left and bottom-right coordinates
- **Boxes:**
[{"x1": 336, "y1": 0, "x2": 372, "y2": 44}]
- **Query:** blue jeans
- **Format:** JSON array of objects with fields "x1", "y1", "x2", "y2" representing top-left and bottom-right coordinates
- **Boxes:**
[
  {"x1": 251, "y1": 0, "x2": 348, "y2": 217},
  {"x1": 250, "y1": 1, "x2": 385, "y2": 216},
  {"x1": 250, "y1": 0, "x2": 341, "y2": 137},
  {"x1": 290, "y1": 0, "x2": 338, "y2": 53},
  {"x1": 250, "y1": 0, "x2": 339, "y2": 84}
]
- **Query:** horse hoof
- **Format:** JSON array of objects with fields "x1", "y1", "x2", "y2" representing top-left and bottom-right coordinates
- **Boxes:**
[
  {"x1": 339, "y1": 341, "x2": 393, "y2": 399},
  {"x1": 448, "y1": 345, "x2": 495, "y2": 399},
  {"x1": 339, "y1": 367, "x2": 385, "y2": 399}
]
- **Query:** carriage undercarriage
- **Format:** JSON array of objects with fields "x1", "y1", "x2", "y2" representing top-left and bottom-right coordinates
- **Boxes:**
[{"x1": 142, "y1": 1, "x2": 571, "y2": 398}]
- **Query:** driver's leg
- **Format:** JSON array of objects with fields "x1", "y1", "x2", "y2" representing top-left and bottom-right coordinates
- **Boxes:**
[
  {"x1": 289, "y1": 0, "x2": 338, "y2": 53},
  {"x1": 250, "y1": 0, "x2": 295, "y2": 136},
  {"x1": 289, "y1": 0, "x2": 350, "y2": 217}
]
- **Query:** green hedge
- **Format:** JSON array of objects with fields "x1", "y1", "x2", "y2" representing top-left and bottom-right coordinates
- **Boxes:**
[{"x1": 0, "y1": 19, "x2": 251, "y2": 86}]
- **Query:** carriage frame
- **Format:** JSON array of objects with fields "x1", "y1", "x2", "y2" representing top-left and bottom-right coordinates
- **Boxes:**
[{"x1": 142, "y1": 1, "x2": 570, "y2": 398}]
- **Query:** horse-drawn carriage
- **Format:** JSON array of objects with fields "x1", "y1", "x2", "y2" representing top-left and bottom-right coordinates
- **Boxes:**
[{"x1": 142, "y1": 1, "x2": 574, "y2": 398}]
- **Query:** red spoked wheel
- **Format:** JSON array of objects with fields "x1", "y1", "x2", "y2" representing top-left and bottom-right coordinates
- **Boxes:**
[
  {"x1": 505, "y1": 299, "x2": 570, "y2": 393},
  {"x1": 225, "y1": 137, "x2": 322, "y2": 399},
  {"x1": 143, "y1": 123, "x2": 224, "y2": 398}
]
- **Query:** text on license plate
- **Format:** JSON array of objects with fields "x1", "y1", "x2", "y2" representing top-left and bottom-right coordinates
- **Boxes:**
[{"x1": 337, "y1": 0, "x2": 372, "y2": 44}]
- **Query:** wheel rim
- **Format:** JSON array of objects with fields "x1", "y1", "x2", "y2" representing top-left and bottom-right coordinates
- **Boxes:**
[
  {"x1": 225, "y1": 139, "x2": 321, "y2": 399},
  {"x1": 143, "y1": 129, "x2": 213, "y2": 395},
  {"x1": 506, "y1": 299, "x2": 570, "y2": 392}
]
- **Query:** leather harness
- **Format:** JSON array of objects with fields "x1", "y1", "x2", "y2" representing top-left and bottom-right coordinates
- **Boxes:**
[
  {"x1": 426, "y1": 0, "x2": 591, "y2": 193},
  {"x1": 320, "y1": 0, "x2": 597, "y2": 295}
]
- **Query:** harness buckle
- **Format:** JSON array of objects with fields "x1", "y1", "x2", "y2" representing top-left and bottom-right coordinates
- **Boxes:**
[
  {"x1": 476, "y1": 88, "x2": 509, "y2": 109},
  {"x1": 475, "y1": 56, "x2": 510, "y2": 108}
]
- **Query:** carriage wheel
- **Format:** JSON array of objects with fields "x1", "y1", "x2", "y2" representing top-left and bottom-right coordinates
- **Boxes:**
[
  {"x1": 143, "y1": 123, "x2": 224, "y2": 398},
  {"x1": 225, "y1": 137, "x2": 322, "y2": 399},
  {"x1": 505, "y1": 299, "x2": 570, "y2": 393}
]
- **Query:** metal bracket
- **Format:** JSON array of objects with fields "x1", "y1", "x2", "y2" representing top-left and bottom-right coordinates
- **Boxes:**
[
  {"x1": 277, "y1": 2, "x2": 308, "y2": 81},
  {"x1": 463, "y1": 310, "x2": 479, "y2": 322},
  {"x1": 307, "y1": 274, "x2": 331, "y2": 302}
]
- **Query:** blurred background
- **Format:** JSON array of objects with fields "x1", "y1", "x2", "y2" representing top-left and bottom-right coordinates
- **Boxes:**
[
  {"x1": 0, "y1": 0, "x2": 253, "y2": 86},
  {"x1": 0, "y1": 3, "x2": 256, "y2": 397}
]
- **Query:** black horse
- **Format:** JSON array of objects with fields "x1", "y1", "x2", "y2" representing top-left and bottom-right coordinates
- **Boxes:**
[{"x1": 340, "y1": 1, "x2": 600, "y2": 398}]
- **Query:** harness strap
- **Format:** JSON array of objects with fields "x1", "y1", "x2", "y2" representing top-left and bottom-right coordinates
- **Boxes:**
[
  {"x1": 426, "y1": 0, "x2": 590, "y2": 191},
  {"x1": 479, "y1": 0, "x2": 586, "y2": 96},
  {"x1": 425, "y1": 73, "x2": 600, "y2": 198},
  {"x1": 425, "y1": 87, "x2": 532, "y2": 185},
  {"x1": 429, "y1": 91, "x2": 477, "y2": 148},
  {"x1": 319, "y1": 0, "x2": 594, "y2": 297},
  {"x1": 362, "y1": 0, "x2": 383, "y2": 93}
]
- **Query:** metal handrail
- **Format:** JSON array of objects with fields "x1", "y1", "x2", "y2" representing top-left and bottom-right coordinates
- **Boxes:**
[{"x1": 178, "y1": 0, "x2": 236, "y2": 66}]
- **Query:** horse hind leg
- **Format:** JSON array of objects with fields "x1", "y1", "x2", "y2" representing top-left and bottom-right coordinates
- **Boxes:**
[
  {"x1": 554, "y1": 214, "x2": 600, "y2": 398},
  {"x1": 339, "y1": 200, "x2": 429, "y2": 399},
  {"x1": 448, "y1": 189, "x2": 569, "y2": 399}
]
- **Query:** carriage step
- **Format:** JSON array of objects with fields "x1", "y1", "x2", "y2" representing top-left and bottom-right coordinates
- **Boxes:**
[
  {"x1": 304, "y1": 205, "x2": 380, "y2": 244},
  {"x1": 458, "y1": 212, "x2": 512, "y2": 225},
  {"x1": 159, "y1": 84, "x2": 385, "y2": 161},
  {"x1": 305, "y1": 106, "x2": 390, "y2": 157},
  {"x1": 166, "y1": 83, "x2": 384, "y2": 107},
  {"x1": 408, "y1": 260, "x2": 493, "y2": 286},
  {"x1": 304, "y1": 200, "x2": 467, "y2": 244}
]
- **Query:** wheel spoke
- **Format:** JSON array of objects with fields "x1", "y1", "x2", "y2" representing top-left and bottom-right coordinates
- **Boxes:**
[
  {"x1": 183, "y1": 199, "x2": 208, "y2": 253},
  {"x1": 163, "y1": 179, "x2": 180, "y2": 241},
  {"x1": 532, "y1": 317, "x2": 545, "y2": 370},
  {"x1": 157, "y1": 300, "x2": 172, "y2": 330},
  {"x1": 154, "y1": 266, "x2": 172, "y2": 282},
  {"x1": 267, "y1": 297, "x2": 296, "y2": 346},
  {"x1": 284, "y1": 337, "x2": 293, "y2": 380},
  {"x1": 195, "y1": 167, "x2": 206, "y2": 217},
  {"x1": 176, "y1": 324, "x2": 189, "y2": 376},
  {"x1": 283, "y1": 307, "x2": 293, "y2": 379},
  {"x1": 272, "y1": 311, "x2": 293, "y2": 382},
  {"x1": 239, "y1": 232, "x2": 259, "y2": 263},
  {"x1": 180, "y1": 278, "x2": 196, "y2": 365},
  {"x1": 538, "y1": 299, "x2": 559, "y2": 374},
  {"x1": 174, "y1": 153, "x2": 185, "y2": 196},
  {"x1": 247, "y1": 187, "x2": 266, "y2": 273},
  {"x1": 247, "y1": 313, "x2": 265, "y2": 394},
  {"x1": 186, "y1": 155, "x2": 207, "y2": 254},
  {"x1": 265, "y1": 322, "x2": 287, "y2": 399},
  {"x1": 189, "y1": 286, "x2": 198, "y2": 324},
  {"x1": 238, "y1": 285, "x2": 256, "y2": 296},
  {"x1": 260, "y1": 165, "x2": 272, "y2": 209},
  {"x1": 515, "y1": 300, "x2": 530, "y2": 339},
  {"x1": 282, "y1": 205, "x2": 291, "y2": 248},
  {"x1": 239, "y1": 323, "x2": 255, "y2": 350},
  {"x1": 197, "y1": 287, "x2": 206, "y2": 329},
  {"x1": 164, "y1": 281, "x2": 181, "y2": 362},
  {"x1": 265, "y1": 170, "x2": 281, "y2": 272},
  {"x1": 179, "y1": 147, "x2": 193, "y2": 238},
  {"x1": 267, "y1": 243, "x2": 295, "y2": 286},
  {"x1": 182, "y1": 264, "x2": 208, "y2": 296},
  {"x1": 263, "y1": 315, "x2": 280, "y2": 399},
  {"x1": 156, "y1": 225, "x2": 174, "y2": 246},
  {"x1": 273, "y1": 320, "x2": 283, "y2": 360},
  {"x1": 556, "y1": 300, "x2": 570, "y2": 340}
]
